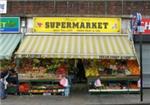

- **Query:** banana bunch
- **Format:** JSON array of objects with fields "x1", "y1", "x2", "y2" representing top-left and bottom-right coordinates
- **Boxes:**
[{"x1": 85, "y1": 67, "x2": 99, "y2": 77}]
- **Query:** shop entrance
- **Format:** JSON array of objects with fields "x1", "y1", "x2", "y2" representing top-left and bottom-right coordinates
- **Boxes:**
[
  {"x1": 69, "y1": 59, "x2": 88, "y2": 95},
  {"x1": 74, "y1": 59, "x2": 87, "y2": 83}
]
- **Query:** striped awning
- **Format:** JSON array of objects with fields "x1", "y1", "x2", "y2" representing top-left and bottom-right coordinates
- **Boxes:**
[
  {"x1": 0, "y1": 34, "x2": 21, "y2": 60},
  {"x1": 15, "y1": 35, "x2": 136, "y2": 59}
]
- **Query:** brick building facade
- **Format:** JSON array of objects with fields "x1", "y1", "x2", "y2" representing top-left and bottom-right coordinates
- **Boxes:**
[
  {"x1": 2, "y1": 0, "x2": 150, "y2": 17},
  {"x1": 1, "y1": 0, "x2": 150, "y2": 88}
]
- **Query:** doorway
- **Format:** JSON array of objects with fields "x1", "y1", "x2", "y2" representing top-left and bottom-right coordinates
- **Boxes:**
[{"x1": 68, "y1": 59, "x2": 88, "y2": 95}]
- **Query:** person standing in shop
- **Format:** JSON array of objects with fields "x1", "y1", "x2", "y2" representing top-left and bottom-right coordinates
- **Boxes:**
[
  {"x1": 6, "y1": 68, "x2": 19, "y2": 95},
  {"x1": 77, "y1": 59, "x2": 86, "y2": 83},
  {"x1": 0, "y1": 70, "x2": 9, "y2": 99},
  {"x1": 59, "y1": 75, "x2": 70, "y2": 96},
  {"x1": 0, "y1": 76, "x2": 6, "y2": 99}
]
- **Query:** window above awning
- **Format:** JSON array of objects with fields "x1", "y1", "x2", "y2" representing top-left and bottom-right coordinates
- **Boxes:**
[
  {"x1": 0, "y1": 34, "x2": 21, "y2": 60},
  {"x1": 15, "y1": 35, "x2": 136, "y2": 59}
]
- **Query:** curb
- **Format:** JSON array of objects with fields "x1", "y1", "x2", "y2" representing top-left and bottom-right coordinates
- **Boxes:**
[{"x1": 86, "y1": 103, "x2": 150, "y2": 105}]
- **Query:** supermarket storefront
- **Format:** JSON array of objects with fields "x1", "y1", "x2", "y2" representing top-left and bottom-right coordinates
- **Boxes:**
[
  {"x1": 15, "y1": 17, "x2": 140, "y2": 95},
  {"x1": 16, "y1": 17, "x2": 133, "y2": 59}
]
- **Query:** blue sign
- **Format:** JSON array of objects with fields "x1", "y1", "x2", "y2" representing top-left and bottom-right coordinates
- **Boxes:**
[{"x1": 0, "y1": 17, "x2": 20, "y2": 33}]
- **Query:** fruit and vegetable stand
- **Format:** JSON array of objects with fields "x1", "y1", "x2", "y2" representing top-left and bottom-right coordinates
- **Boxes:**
[
  {"x1": 85, "y1": 59, "x2": 140, "y2": 94},
  {"x1": 16, "y1": 58, "x2": 69, "y2": 96},
  {"x1": 18, "y1": 78, "x2": 65, "y2": 95},
  {"x1": 0, "y1": 60, "x2": 12, "y2": 71},
  {"x1": 88, "y1": 75, "x2": 140, "y2": 94},
  {"x1": 15, "y1": 34, "x2": 140, "y2": 95}
]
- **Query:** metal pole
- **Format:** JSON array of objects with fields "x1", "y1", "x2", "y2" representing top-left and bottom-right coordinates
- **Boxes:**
[
  {"x1": 105, "y1": 0, "x2": 107, "y2": 16},
  {"x1": 121, "y1": 0, "x2": 123, "y2": 16},
  {"x1": 140, "y1": 32, "x2": 143, "y2": 102}
]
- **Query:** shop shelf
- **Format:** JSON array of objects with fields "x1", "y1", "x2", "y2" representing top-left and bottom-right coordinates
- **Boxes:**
[
  {"x1": 89, "y1": 89, "x2": 128, "y2": 92},
  {"x1": 18, "y1": 78, "x2": 67, "y2": 96},
  {"x1": 128, "y1": 89, "x2": 140, "y2": 92},
  {"x1": 87, "y1": 75, "x2": 140, "y2": 94},
  {"x1": 30, "y1": 89, "x2": 64, "y2": 93},
  {"x1": 19, "y1": 79, "x2": 60, "y2": 83},
  {"x1": 88, "y1": 75, "x2": 140, "y2": 82},
  {"x1": 89, "y1": 88, "x2": 140, "y2": 94}
]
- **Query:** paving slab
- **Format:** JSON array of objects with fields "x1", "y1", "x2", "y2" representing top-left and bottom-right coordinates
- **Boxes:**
[{"x1": 1, "y1": 89, "x2": 150, "y2": 105}]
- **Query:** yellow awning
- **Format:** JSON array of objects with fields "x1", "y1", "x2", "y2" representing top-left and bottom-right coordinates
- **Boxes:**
[{"x1": 15, "y1": 35, "x2": 136, "y2": 59}]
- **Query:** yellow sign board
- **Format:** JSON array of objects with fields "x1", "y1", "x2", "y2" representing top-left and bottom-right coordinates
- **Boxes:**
[{"x1": 33, "y1": 17, "x2": 121, "y2": 33}]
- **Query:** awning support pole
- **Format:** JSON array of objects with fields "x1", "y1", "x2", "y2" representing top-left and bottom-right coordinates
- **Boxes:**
[
  {"x1": 140, "y1": 33, "x2": 143, "y2": 102},
  {"x1": 15, "y1": 58, "x2": 20, "y2": 73}
]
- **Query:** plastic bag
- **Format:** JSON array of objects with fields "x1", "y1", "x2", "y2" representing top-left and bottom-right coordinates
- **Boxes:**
[
  {"x1": 94, "y1": 78, "x2": 102, "y2": 87},
  {"x1": 59, "y1": 77, "x2": 68, "y2": 87}
]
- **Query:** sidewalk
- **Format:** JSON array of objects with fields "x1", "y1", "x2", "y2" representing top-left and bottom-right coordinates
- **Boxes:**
[{"x1": 1, "y1": 89, "x2": 150, "y2": 105}]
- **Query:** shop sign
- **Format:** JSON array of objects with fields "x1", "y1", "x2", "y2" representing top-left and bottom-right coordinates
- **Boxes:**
[
  {"x1": 141, "y1": 18, "x2": 150, "y2": 34},
  {"x1": 17, "y1": 54, "x2": 52, "y2": 58},
  {"x1": 0, "y1": 0, "x2": 7, "y2": 14},
  {"x1": 99, "y1": 56, "x2": 135, "y2": 59},
  {"x1": 0, "y1": 17, "x2": 20, "y2": 33},
  {"x1": 33, "y1": 17, "x2": 121, "y2": 33}
]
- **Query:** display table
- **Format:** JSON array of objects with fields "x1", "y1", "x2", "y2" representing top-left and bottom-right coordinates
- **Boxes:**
[
  {"x1": 18, "y1": 74, "x2": 67, "y2": 96},
  {"x1": 87, "y1": 75, "x2": 140, "y2": 94}
]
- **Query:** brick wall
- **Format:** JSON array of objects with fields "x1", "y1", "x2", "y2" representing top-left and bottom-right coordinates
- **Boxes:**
[{"x1": 4, "y1": 1, "x2": 150, "y2": 17}]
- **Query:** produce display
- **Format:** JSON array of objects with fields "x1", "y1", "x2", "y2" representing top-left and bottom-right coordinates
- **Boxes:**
[
  {"x1": 30, "y1": 85, "x2": 64, "y2": 94},
  {"x1": 85, "y1": 67, "x2": 99, "y2": 77},
  {"x1": 19, "y1": 83, "x2": 30, "y2": 93},
  {"x1": 87, "y1": 59, "x2": 140, "y2": 94},
  {"x1": 85, "y1": 59, "x2": 140, "y2": 77},
  {"x1": 89, "y1": 81, "x2": 139, "y2": 90},
  {"x1": 127, "y1": 60, "x2": 140, "y2": 75},
  {"x1": 18, "y1": 59, "x2": 68, "y2": 80},
  {"x1": 129, "y1": 82, "x2": 139, "y2": 89},
  {"x1": 18, "y1": 58, "x2": 69, "y2": 95},
  {"x1": 0, "y1": 60, "x2": 12, "y2": 71},
  {"x1": 17, "y1": 58, "x2": 140, "y2": 95}
]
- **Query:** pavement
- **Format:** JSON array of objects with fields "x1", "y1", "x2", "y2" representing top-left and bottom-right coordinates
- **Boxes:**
[{"x1": 1, "y1": 86, "x2": 150, "y2": 105}]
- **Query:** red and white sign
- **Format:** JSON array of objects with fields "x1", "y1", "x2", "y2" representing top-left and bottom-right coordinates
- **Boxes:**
[{"x1": 141, "y1": 18, "x2": 150, "y2": 34}]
